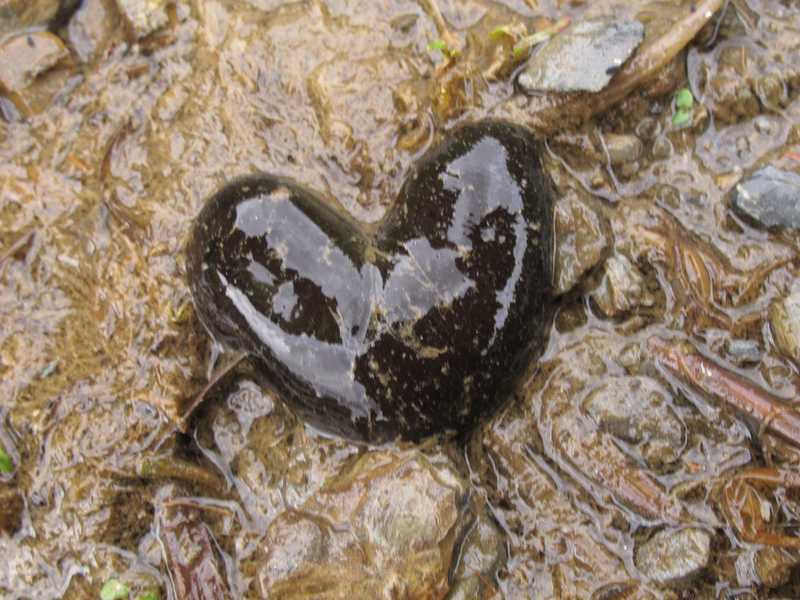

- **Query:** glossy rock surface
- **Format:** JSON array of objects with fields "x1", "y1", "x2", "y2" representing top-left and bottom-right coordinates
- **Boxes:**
[{"x1": 187, "y1": 120, "x2": 555, "y2": 443}]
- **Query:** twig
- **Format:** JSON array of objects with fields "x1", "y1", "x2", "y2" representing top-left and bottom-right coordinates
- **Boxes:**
[
  {"x1": 138, "y1": 455, "x2": 227, "y2": 494},
  {"x1": 178, "y1": 352, "x2": 247, "y2": 432},
  {"x1": 0, "y1": 229, "x2": 34, "y2": 267},
  {"x1": 99, "y1": 121, "x2": 133, "y2": 183},
  {"x1": 649, "y1": 336, "x2": 800, "y2": 447}
]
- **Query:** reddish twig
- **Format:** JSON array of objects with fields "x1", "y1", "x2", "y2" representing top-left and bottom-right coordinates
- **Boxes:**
[
  {"x1": 159, "y1": 505, "x2": 233, "y2": 600},
  {"x1": 649, "y1": 336, "x2": 800, "y2": 447}
]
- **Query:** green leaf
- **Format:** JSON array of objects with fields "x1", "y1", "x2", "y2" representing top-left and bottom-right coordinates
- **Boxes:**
[
  {"x1": 100, "y1": 579, "x2": 130, "y2": 600},
  {"x1": 427, "y1": 39, "x2": 447, "y2": 52},
  {"x1": 675, "y1": 88, "x2": 694, "y2": 111},
  {"x1": 672, "y1": 109, "x2": 692, "y2": 128},
  {"x1": 135, "y1": 591, "x2": 160, "y2": 600},
  {"x1": 0, "y1": 447, "x2": 12, "y2": 474}
]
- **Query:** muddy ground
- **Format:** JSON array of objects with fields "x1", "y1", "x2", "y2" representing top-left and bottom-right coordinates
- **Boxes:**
[{"x1": 2, "y1": 0, "x2": 800, "y2": 598}]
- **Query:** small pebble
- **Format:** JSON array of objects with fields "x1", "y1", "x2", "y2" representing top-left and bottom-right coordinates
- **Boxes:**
[
  {"x1": 635, "y1": 117, "x2": 659, "y2": 140},
  {"x1": 67, "y1": 0, "x2": 117, "y2": 62},
  {"x1": 652, "y1": 135, "x2": 673, "y2": 160},
  {"x1": 602, "y1": 133, "x2": 643, "y2": 166},
  {"x1": 619, "y1": 160, "x2": 640, "y2": 179},
  {"x1": 591, "y1": 254, "x2": 648, "y2": 318},
  {"x1": 0, "y1": 32, "x2": 68, "y2": 93},
  {"x1": 554, "y1": 193, "x2": 610, "y2": 295},
  {"x1": 753, "y1": 115, "x2": 775, "y2": 136},
  {"x1": 724, "y1": 338, "x2": 762, "y2": 366},
  {"x1": 582, "y1": 376, "x2": 684, "y2": 469},
  {"x1": 769, "y1": 285, "x2": 800, "y2": 366},
  {"x1": 735, "y1": 546, "x2": 797, "y2": 588},
  {"x1": 518, "y1": 18, "x2": 644, "y2": 94},
  {"x1": 730, "y1": 165, "x2": 800, "y2": 230},
  {"x1": 635, "y1": 527, "x2": 711, "y2": 585}
]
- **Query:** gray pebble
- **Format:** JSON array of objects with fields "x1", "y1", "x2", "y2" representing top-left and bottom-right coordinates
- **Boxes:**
[
  {"x1": 730, "y1": 165, "x2": 800, "y2": 230},
  {"x1": 518, "y1": 18, "x2": 644, "y2": 94},
  {"x1": 582, "y1": 376, "x2": 684, "y2": 469},
  {"x1": 724, "y1": 338, "x2": 763, "y2": 366}
]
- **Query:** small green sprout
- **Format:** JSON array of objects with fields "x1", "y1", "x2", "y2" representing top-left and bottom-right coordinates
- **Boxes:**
[
  {"x1": 675, "y1": 87, "x2": 694, "y2": 111},
  {"x1": 428, "y1": 38, "x2": 446, "y2": 52},
  {"x1": 672, "y1": 88, "x2": 695, "y2": 128},
  {"x1": 427, "y1": 38, "x2": 458, "y2": 59},
  {"x1": 100, "y1": 578, "x2": 129, "y2": 600},
  {"x1": 671, "y1": 110, "x2": 692, "y2": 127},
  {"x1": 135, "y1": 590, "x2": 160, "y2": 600},
  {"x1": 0, "y1": 447, "x2": 12, "y2": 474}
]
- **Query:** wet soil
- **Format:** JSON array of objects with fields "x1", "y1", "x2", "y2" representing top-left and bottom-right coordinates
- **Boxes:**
[{"x1": 2, "y1": 0, "x2": 800, "y2": 598}]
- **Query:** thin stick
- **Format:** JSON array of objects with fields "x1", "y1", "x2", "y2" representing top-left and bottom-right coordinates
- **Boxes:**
[
  {"x1": 178, "y1": 352, "x2": 247, "y2": 432},
  {"x1": 649, "y1": 336, "x2": 800, "y2": 447},
  {"x1": 0, "y1": 229, "x2": 34, "y2": 267}
]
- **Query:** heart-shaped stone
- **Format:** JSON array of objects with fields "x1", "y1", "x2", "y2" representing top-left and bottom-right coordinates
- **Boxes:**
[{"x1": 187, "y1": 120, "x2": 555, "y2": 443}]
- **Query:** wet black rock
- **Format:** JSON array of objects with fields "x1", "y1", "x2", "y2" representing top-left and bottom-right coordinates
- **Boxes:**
[
  {"x1": 517, "y1": 18, "x2": 644, "y2": 94},
  {"x1": 730, "y1": 165, "x2": 800, "y2": 230},
  {"x1": 187, "y1": 121, "x2": 556, "y2": 443}
]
